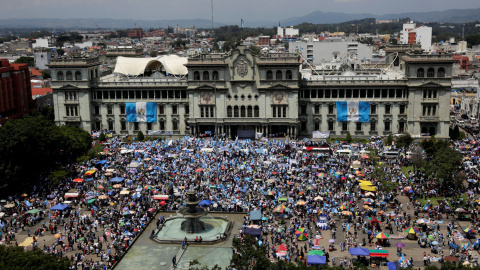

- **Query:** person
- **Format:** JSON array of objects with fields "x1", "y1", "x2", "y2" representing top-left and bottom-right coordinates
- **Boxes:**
[{"x1": 172, "y1": 255, "x2": 176, "y2": 266}]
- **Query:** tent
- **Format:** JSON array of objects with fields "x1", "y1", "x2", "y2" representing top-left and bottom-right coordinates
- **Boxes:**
[
  {"x1": 50, "y1": 204, "x2": 69, "y2": 211},
  {"x1": 198, "y1": 200, "x2": 211, "y2": 207},
  {"x1": 127, "y1": 162, "x2": 142, "y2": 169},
  {"x1": 113, "y1": 56, "x2": 187, "y2": 77},
  {"x1": 153, "y1": 195, "x2": 169, "y2": 200},
  {"x1": 317, "y1": 215, "x2": 328, "y2": 230},
  {"x1": 244, "y1": 226, "x2": 261, "y2": 236},
  {"x1": 306, "y1": 255, "x2": 327, "y2": 265},
  {"x1": 249, "y1": 210, "x2": 262, "y2": 221},
  {"x1": 64, "y1": 193, "x2": 79, "y2": 198},
  {"x1": 109, "y1": 177, "x2": 125, "y2": 183},
  {"x1": 96, "y1": 160, "x2": 107, "y2": 165},
  {"x1": 350, "y1": 247, "x2": 370, "y2": 256},
  {"x1": 369, "y1": 249, "x2": 389, "y2": 257}
]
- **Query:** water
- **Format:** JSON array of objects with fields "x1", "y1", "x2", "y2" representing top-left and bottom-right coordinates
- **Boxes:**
[{"x1": 155, "y1": 217, "x2": 229, "y2": 242}]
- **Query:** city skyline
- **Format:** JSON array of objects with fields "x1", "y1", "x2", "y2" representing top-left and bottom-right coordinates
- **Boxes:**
[{"x1": 1, "y1": 0, "x2": 480, "y2": 26}]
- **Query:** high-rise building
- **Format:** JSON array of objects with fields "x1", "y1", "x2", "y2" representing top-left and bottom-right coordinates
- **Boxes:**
[
  {"x1": 400, "y1": 22, "x2": 432, "y2": 52},
  {"x1": 0, "y1": 59, "x2": 36, "y2": 124}
]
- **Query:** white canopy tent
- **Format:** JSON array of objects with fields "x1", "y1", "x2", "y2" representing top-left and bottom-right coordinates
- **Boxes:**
[{"x1": 113, "y1": 55, "x2": 188, "y2": 78}]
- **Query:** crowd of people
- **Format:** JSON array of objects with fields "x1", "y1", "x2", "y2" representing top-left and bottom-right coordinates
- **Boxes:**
[{"x1": 1, "y1": 134, "x2": 480, "y2": 269}]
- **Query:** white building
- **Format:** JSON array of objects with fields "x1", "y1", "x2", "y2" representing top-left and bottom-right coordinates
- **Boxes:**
[
  {"x1": 289, "y1": 38, "x2": 373, "y2": 64},
  {"x1": 277, "y1": 27, "x2": 299, "y2": 38},
  {"x1": 400, "y1": 22, "x2": 432, "y2": 52}
]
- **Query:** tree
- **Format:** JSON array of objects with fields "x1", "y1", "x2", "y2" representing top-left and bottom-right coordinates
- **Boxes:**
[
  {"x1": 410, "y1": 145, "x2": 423, "y2": 173},
  {"x1": 137, "y1": 131, "x2": 145, "y2": 141},
  {"x1": 0, "y1": 245, "x2": 70, "y2": 270},
  {"x1": 386, "y1": 134, "x2": 393, "y2": 145},
  {"x1": 346, "y1": 132, "x2": 352, "y2": 143},
  {"x1": 98, "y1": 132, "x2": 106, "y2": 142},
  {"x1": 423, "y1": 146, "x2": 462, "y2": 188},
  {"x1": 0, "y1": 115, "x2": 91, "y2": 196},
  {"x1": 41, "y1": 69, "x2": 51, "y2": 79},
  {"x1": 450, "y1": 126, "x2": 460, "y2": 140},
  {"x1": 395, "y1": 133, "x2": 413, "y2": 148},
  {"x1": 14, "y1": 56, "x2": 34, "y2": 67}
]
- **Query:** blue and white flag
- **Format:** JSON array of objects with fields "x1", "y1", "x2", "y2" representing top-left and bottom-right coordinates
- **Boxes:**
[
  {"x1": 336, "y1": 101, "x2": 369, "y2": 122},
  {"x1": 126, "y1": 102, "x2": 157, "y2": 122}
]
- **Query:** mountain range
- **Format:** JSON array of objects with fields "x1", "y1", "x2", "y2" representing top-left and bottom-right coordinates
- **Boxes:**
[{"x1": 0, "y1": 8, "x2": 479, "y2": 30}]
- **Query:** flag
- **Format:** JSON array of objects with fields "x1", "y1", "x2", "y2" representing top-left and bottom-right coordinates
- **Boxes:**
[
  {"x1": 126, "y1": 102, "x2": 157, "y2": 123},
  {"x1": 241, "y1": 19, "x2": 244, "y2": 27},
  {"x1": 336, "y1": 101, "x2": 370, "y2": 122}
]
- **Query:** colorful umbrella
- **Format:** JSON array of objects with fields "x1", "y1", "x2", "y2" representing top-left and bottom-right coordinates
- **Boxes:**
[
  {"x1": 395, "y1": 243, "x2": 405, "y2": 248},
  {"x1": 97, "y1": 185, "x2": 104, "y2": 189},
  {"x1": 54, "y1": 233, "x2": 62, "y2": 239},
  {"x1": 317, "y1": 173, "x2": 326, "y2": 178},
  {"x1": 308, "y1": 250, "x2": 325, "y2": 256},
  {"x1": 297, "y1": 200, "x2": 307, "y2": 206},
  {"x1": 123, "y1": 210, "x2": 135, "y2": 215},
  {"x1": 404, "y1": 227, "x2": 420, "y2": 234},
  {"x1": 112, "y1": 184, "x2": 122, "y2": 188},
  {"x1": 265, "y1": 191, "x2": 275, "y2": 196},
  {"x1": 195, "y1": 168, "x2": 203, "y2": 172},
  {"x1": 339, "y1": 205, "x2": 347, "y2": 210},
  {"x1": 363, "y1": 198, "x2": 374, "y2": 203},
  {"x1": 341, "y1": 211, "x2": 353, "y2": 216},
  {"x1": 416, "y1": 218, "x2": 430, "y2": 224},
  {"x1": 295, "y1": 228, "x2": 308, "y2": 241},
  {"x1": 144, "y1": 185, "x2": 154, "y2": 190},
  {"x1": 464, "y1": 228, "x2": 475, "y2": 233},
  {"x1": 455, "y1": 208, "x2": 466, "y2": 212},
  {"x1": 374, "y1": 232, "x2": 389, "y2": 239},
  {"x1": 73, "y1": 178, "x2": 83, "y2": 183},
  {"x1": 97, "y1": 195, "x2": 109, "y2": 200}
]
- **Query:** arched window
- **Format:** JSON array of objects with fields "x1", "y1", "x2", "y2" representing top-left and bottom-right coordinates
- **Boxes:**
[
  {"x1": 286, "y1": 70, "x2": 293, "y2": 79},
  {"x1": 203, "y1": 71, "x2": 209, "y2": 80},
  {"x1": 254, "y1": 106, "x2": 259, "y2": 117},
  {"x1": 212, "y1": 71, "x2": 219, "y2": 80},
  {"x1": 247, "y1": 106, "x2": 252, "y2": 117},
  {"x1": 227, "y1": 106, "x2": 232, "y2": 117},
  {"x1": 266, "y1": 70, "x2": 273, "y2": 80},
  {"x1": 437, "y1": 67, "x2": 445, "y2": 78},
  {"x1": 57, "y1": 71, "x2": 64, "y2": 80},
  {"x1": 193, "y1": 71, "x2": 200, "y2": 80},
  {"x1": 234, "y1": 106, "x2": 239, "y2": 117},
  {"x1": 75, "y1": 71, "x2": 82, "y2": 80},
  {"x1": 417, "y1": 68, "x2": 424, "y2": 78},
  {"x1": 276, "y1": 70, "x2": 283, "y2": 80},
  {"x1": 66, "y1": 71, "x2": 73, "y2": 80},
  {"x1": 427, "y1": 68, "x2": 435, "y2": 78},
  {"x1": 241, "y1": 106, "x2": 246, "y2": 117}
]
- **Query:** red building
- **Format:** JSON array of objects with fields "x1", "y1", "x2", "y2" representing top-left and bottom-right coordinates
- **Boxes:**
[
  {"x1": 0, "y1": 59, "x2": 36, "y2": 124},
  {"x1": 453, "y1": 55, "x2": 469, "y2": 71},
  {"x1": 257, "y1": 36, "x2": 270, "y2": 46},
  {"x1": 127, "y1": 28, "x2": 143, "y2": 39}
]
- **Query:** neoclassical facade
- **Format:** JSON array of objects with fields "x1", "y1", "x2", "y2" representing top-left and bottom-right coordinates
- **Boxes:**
[{"x1": 49, "y1": 45, "x2": 455, "y2": 139}]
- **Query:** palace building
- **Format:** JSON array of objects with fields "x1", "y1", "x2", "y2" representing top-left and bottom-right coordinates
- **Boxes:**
[{"x1": 49, "y1": 45, "x2": 455, "y2": 139}]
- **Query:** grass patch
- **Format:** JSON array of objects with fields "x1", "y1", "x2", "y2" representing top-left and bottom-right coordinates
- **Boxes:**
[
  {"x1": 401, "y1": 166, "x2": 413, "y2": 177},
  {"x1": 418, "y1": 196, "x2": 445, "y2": 207}
]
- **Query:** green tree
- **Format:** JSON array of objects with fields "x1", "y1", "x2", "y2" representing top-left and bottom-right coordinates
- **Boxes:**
[
  {"x1": 346, "y1": 132, "x2": 352, "y2": 143},
  {"x1": 423, "y1": 146, "x2": 462, "y2": 189},
  {"x1": 386, "y1": 134, "x2": 393, "y2": 145},
  {"x1": 450, "y1": 126, "x2": 460, "y2": 140},
  {"x1": 98, "y1": 132, "x2": 106, "y2": 142},
  {"x1": 137, "y1": 131, "x2": 145, "y2": 141},
  {"x1": 0, "y1": 115, "x2": 91, "y2": 196},
  {"x1": 395, "y1": 133, "x2": 413, "y2": 148},
  {"x1": 0, "y1": 245, "x2": 70, "y2": 270},
  {"x1": 40, "y1": 106, "x2": 54, "y2": 122},
  {"x1": 41, "y1": 69, "x2": 51, "y2": 79},
  {"x1": 14, "y1": 56, "x2": 34, "y2": 67}
]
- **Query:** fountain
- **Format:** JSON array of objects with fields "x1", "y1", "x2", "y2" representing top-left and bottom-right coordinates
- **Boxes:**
[
  {"x1": 152, "y1": 191, "x2": 233, "y2": 244},
  {"x1": 177, "y1": 191, "x2": 207, "y2": 233}
]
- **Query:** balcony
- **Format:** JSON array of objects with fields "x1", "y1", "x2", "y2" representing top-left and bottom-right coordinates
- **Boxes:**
[
  {"x1": 63, "y1": 116, "x2": 81, "y2": 122},
  {"x1": 64, "y1": 99, "x2": 79, "y2": 104},
  {"x1": 420, "y1": 116, "x2": 440, "y2": 122}
]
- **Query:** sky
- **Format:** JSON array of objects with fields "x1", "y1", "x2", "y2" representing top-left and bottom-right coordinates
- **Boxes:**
[{"x1": 1, "y1": 0, "x2": 479, "y2": 24}]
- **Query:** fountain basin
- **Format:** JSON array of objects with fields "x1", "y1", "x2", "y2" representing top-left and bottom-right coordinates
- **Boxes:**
[{"x1": 153, "y1": 216, "x2": 232, "y2": 244}]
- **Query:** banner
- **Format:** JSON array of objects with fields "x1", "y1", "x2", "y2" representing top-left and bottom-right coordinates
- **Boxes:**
[
  {"x1": 147, "y1": 130, "x2": 162, "y2": 136},
  {"x1": 336, "y1": 101, "x2": 369, "y2": 122},
  {"x1": 312, "y1": 131, "x2": 330, "y2": 139},
  {"x1": 126, "y1": 102, "x2": 157, "y2": 123}
]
